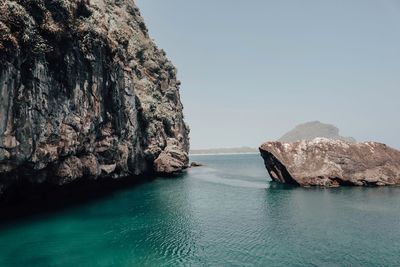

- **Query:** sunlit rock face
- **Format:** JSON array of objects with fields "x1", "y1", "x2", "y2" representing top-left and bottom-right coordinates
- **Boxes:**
[
  {"x1": 260, "y1": 138, "x2": 400, "y2": 187},
  {"x1": 0, "y1": 0, "x2": 189, "y2": 198}
]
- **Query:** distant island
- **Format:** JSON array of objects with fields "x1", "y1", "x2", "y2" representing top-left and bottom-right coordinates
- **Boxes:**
[
  {"x1": 190, "y1": 147, "x2": 258, "y2": 155},
  {"x1": 278, "y1": 121, "x2": 355, "y2": 143}
]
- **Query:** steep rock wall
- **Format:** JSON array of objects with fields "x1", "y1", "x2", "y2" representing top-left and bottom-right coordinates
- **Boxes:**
[{"x1": 0, "y1": 0, "x2": 189, "y2": 198}]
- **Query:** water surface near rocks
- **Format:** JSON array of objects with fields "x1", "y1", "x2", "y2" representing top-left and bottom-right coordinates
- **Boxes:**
[{"x1": 0, "y1": 154, "x2": 400, "y2": 266}]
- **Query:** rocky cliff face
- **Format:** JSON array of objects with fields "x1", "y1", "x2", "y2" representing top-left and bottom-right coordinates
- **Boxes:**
[
  {"x1": 260, "y1": 138, "x2": 400, "y2": 187},
  {"x1": 0, "y1": 0, "x2": 189, "y2": 199}
]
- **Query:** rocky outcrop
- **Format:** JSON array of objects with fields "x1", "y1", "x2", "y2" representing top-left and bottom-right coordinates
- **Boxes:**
[
  {"x1": 279, "y1": 121, "x2": 355, "y2": 143},
  {"x1": 0, "y1": 0, "x2": 189, "y2": 199},
  {"x1": 260, "y1": 138, "x2": 400, "y2": 187}
]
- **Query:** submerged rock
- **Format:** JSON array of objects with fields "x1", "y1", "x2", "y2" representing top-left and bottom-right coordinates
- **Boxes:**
[
  {"x1": 0, "y1": 0, "x2": 189, "y2": 200},
  {"x1": 259, "y1": 138, "x2": 400, "y2": 187},
  {"x1": 190, "y1": 162, "x2": 203, "y2": 168}
]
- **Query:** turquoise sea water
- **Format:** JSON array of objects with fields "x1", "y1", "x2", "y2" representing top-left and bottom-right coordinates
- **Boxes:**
[{"x1": 1, "y1": 154, "x2": 400, "y2": 266}]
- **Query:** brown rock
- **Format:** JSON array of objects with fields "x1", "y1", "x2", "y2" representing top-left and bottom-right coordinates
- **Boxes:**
[
  {"x1": 53, "y1": 156, "x2": 84, "y2": 185},
  {"x1": 153, "y1": 138, "x2": 189, "y2": 174},
  {"x1": 259, "y1": 138, "x2": 400, "y2": 187},
  {"x1": 100, "y1": 164, "x2": 117, "y2": 175},
  {"x1": 154, "y1": 151, "x2": 188, "y2": 174},
  {"x1": 80, "y1": 154, "x2": 100, "y2": 178},
  {"x1": 0, "y1": 135, "x2": 19, "y2": 149}
]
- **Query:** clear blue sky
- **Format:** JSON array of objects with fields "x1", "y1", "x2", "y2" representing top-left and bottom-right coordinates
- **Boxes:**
[{"x1": 136, "y1": 0, "x2": 400, "y2": 149}]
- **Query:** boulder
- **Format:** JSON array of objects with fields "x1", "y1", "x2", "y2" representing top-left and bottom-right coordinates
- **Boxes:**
[{"x1": 259, "y1": 138, "x2": 400, "y2": 187}]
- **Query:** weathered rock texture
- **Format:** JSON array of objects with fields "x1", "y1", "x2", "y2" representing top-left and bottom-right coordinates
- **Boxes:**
[
  {"x1": 279, "y1": 121, "x2": 355, "y2": 143},
  {"x1": 0, "y1": 0, "x2": 189, "y2": 199},
  {"x1": 260, "y1": 138, "x2": 400, "y2": 187}
]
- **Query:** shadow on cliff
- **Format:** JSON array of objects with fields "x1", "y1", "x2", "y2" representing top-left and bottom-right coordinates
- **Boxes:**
[{"x1": 0, "y1": 173, "x2": 186, "y2": 224}]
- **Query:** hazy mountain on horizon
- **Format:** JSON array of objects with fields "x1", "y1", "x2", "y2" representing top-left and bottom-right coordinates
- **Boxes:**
[
  {"x1": 279, "y1": 121, "x2": 356, "y2": 143},
  {"x1": 190, "y1": 147, "x2": 258, "y2": 155},
  {"x1": 191, "y1": 121, "x2": 355, "y2": 154}
]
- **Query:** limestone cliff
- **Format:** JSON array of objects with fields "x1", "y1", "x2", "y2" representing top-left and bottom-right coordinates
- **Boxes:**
[{"x1": 0, "y1": 0, "x2": 189, "y2": 199}]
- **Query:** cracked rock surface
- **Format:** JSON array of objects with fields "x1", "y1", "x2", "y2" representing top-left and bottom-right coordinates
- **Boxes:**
[
  {"x1": 0, "y1": 0, "x2": 189, "y2": 199},
  {"x1": 260, "y1": 138, "x2": 400, "y2": 187}
]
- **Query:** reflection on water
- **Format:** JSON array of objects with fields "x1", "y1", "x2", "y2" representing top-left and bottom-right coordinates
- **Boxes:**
[
  {"x1": 190, "y1": 166, "x2": 268, "y2": 189},
  {"x1": 0, "y1": 154, "x2": 399, "y2": 266}
]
